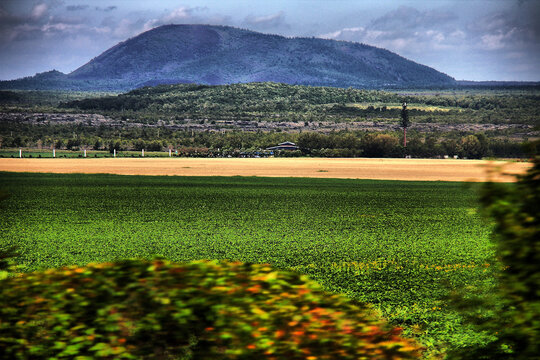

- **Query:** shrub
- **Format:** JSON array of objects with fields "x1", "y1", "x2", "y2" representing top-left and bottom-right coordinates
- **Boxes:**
[{"x1": 0, "y1": 260, "x2": 421, "y2": 359}]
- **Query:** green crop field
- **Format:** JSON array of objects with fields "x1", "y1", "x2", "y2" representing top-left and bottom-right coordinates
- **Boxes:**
[{"x1": 0, "y1": 172, "x2": 496, "y2": 356}]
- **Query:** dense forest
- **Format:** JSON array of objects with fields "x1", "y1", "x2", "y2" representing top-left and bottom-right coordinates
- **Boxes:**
[{"x1": 58, "y1": 82, "x2": 540, "y2": 125}]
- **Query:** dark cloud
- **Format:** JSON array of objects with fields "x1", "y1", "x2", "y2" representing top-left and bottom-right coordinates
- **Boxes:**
[
  {"x1": 0, "y1": 2, "x2": 101, "y2": 46},
  {"x1": 66, "y1": 5, "x2": 89, "y2": 11},
  {"x1": 465, "y1": 2, "x2": 540, "y2": 53},
  {"x1": 95, "y1": 6, "x2": 117, "y2": 12},
  {"x1": 0, "y1": 3, "x2": 50, "y2": 45},
  {"x1": 0, "y1": 6, "x2": 25, "y2": 27},
  {"x1": 243, "y1": 11, "x2": 289, "y2": 30}
]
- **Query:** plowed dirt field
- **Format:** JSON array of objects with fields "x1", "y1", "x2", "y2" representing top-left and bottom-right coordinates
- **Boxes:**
[{"x1": 0, "y1": 158, "x2": 530, "y2": 182}]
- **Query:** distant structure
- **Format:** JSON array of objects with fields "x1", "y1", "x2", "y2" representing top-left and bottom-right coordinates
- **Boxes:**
[
  {"x1": 400, "y1": 102, "x2": 410, "y2": 147},
  {"x1": 266, "y1": 142, "x2": 299, "y2": 151}
]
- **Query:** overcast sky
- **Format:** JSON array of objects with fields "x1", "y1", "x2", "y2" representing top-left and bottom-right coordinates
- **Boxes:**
[{"x1": 1, "y1": 0, "x2": 539, "y2": 81}]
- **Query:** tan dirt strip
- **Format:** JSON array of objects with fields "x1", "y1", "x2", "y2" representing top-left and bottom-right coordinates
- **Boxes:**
[{"x1": 0, "y1": 158, "x2": 531, "y2": 182}]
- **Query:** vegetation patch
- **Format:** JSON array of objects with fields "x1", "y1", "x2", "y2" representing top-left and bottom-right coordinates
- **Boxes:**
[
  {"x1": 0, "y1": 259, "x2": 422, "y2": 359},
  {"x1": 0, "y1": 172, "x2": 494, "y2": 356}
]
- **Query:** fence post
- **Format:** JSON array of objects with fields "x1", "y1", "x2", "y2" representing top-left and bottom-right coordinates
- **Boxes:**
[
  {"x1": 19, "y1": 148, "x2": 22, "y2": 158},
  {"x1": 53, "y1": 148, "x2": 55, "y2": 158},
  {"x1": 114, "y1": 149, "x2": 116, "y2": 158},
  {"x1": 142, "y1": 149, "x2": 144, "y2": 157}
]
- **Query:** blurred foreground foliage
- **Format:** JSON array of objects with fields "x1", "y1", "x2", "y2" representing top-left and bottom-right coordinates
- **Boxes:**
[
  {"x1": 447, "y1": 146, "x2": 539, "y2": 359},
  {"x1": 0, "y1": 259, "x2": 421, "y2": 359},
  {"x1": 0, "y1": 245, "x2": 18, "y2": 280},
  {"x1": 0, "y1": 191, "x2": 18, "y2": 280}
]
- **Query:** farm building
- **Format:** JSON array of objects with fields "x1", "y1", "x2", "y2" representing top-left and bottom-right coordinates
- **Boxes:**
[{"x1": 266, "y1": 142, "x2": 299, "y2": 151}]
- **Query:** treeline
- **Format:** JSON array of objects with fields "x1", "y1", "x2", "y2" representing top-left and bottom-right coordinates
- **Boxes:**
[
  {"x1": 62, "y1": 83, "x2": 399, "y2": 113},
  {"x1": 1, "y1": 126, "x2": 529, "y2": 159},
  {"x1": 0, "y1": 90, "x2": 114, "y2": 107}
]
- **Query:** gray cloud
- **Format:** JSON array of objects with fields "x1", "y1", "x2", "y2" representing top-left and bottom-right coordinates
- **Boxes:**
[
  {"x1": 320, "y1": 3, "x2": 540, "y2": 80},
  {"x1": 89, "y1": 6, "x2": 223, "y2": 40},
  {"x1": 66, "y1": 5, "x2": 89, "y2": 11},
  {"x1": 320, "y1": 6, "x2": 461, "y2": 53},
  {"x1": 467, "y1": 4, "x2": 540, "y2": 51},
  {"x1": 31, "y1": 3, "x2": 48, "y2": 19},
  {"x1": 243, "y1": 11, "x2": 289, "y2": 30},
  {"x1": 370, "y1": 6, "x2": 457, "y2": 32},
  {"x1": 138, "y1": 6, "x2": 208, "y2": 31},
  {"x1": 67, "y1": 5, "x2": 117, "y2": 12},
  {"x1": 0, "y1": 3, "x2": 51, "y2": 44},
  {"x1": 0, "y1": 1, "x2": 111, "y2": 47},
  {"x1": 320, "y1": 3, "x2": 540, "y2": 54},
  {"x1": 0, "y1": 6, "x2": 25, "y2": 27},
  {"x1": 95, "y1": 6, "x2": 117, "y2": 12}
]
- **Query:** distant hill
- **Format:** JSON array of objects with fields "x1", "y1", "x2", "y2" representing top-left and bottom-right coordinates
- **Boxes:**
[
  {"x1": 1, "y1": 24, "x2": 456, "y2": 91},
  {"x1": 61, "y1": 82, "x2": 403, "y2": 115}
]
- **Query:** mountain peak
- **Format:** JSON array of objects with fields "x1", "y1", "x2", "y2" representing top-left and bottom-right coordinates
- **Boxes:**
[{"x1": 2, "y1": 24, "x2": 455, "y2": 91}]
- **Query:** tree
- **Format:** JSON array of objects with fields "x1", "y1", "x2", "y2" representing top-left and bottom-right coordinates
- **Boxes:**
[
  {"x1": 362, "y1": 133, "x2": 399, "y2": 157},
  {"x1": 461, "y1": 135, "x2": 483, "y2": 159},
  {"x1": 108, "y1": 141, "x2": 121, "y2": 154},
  {"x1": 66, "y1": 138, "x2": 80, "y2": 150},
  {"x1": 297, "y1": 132, "x2": 329, "y2": 151},
  {"x1": 400, "y1": 102, "x2": 410, "y2": 147}
]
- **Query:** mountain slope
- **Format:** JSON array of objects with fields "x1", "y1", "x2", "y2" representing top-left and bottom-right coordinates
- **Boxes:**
[{"x1": 1, "y1": 24, "x2": 456, "y2": 90}]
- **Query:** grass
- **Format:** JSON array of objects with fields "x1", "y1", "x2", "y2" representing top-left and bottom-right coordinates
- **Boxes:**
[{"x1": 0, "y1": 172, "x2": 496, "y2": 356}]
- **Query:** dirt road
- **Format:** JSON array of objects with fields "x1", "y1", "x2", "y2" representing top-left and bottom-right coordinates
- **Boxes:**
[{"x1": 0, "y1": 158, "x2": 531, "y2": 182}]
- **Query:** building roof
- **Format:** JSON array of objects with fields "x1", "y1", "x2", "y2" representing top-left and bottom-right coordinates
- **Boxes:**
[{"x1": 266, "y1": 142, "x2": 299, "y2": 151}]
